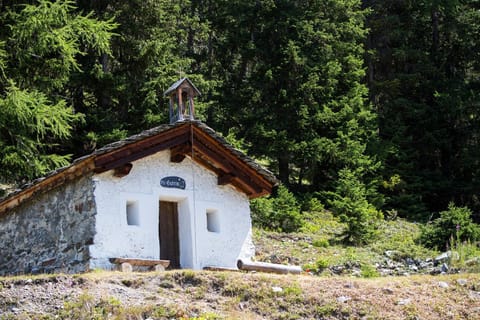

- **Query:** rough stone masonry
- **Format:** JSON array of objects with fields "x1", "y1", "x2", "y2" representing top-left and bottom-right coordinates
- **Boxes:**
[{"x1": 0, "y1": 175, "x2": 97, "y2": 275}]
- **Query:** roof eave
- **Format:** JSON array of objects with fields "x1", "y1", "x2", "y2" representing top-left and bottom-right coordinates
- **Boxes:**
[
  {"x1": 0, "y1": 121, "x2": 277, "y2": 215},
  {"x1": 0, "y1": 156, "x2": 96, "y2": 217}
]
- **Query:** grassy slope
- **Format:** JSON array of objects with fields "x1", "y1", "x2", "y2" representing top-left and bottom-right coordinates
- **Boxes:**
[
  {"x1": 1, "y1": 271, "x2": 480, "y2": 319},
  {"x1": 1, "y1": 215, "x2": 480, "y2": 319},
  {"x1": 254, "y1": 211, "x2": 438, "y2": 273}
]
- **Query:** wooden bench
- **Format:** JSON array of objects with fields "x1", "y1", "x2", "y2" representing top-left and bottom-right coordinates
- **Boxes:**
[{"x1": 109, "y1": 258, "x2": 170, "y2": 272}]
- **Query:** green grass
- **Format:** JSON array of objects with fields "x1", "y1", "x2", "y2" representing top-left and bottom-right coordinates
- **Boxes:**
[
  {"x1": 254, "y1": 210, "x2": 441, "y2": 276},
  {"x1": 254, "y1": 208, "x2": 480, "y2": 275},
  {"x1": 370, "y1": 219, "x2": 436, "y2": 260}
]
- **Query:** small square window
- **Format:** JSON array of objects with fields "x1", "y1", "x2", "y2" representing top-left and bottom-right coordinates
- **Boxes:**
[
  {"x1": 126, "y1": 200, "x2": 140, "y2": 226},
  {"x1": 206, "y1": 209, "x2": 220, "y2": 233}
]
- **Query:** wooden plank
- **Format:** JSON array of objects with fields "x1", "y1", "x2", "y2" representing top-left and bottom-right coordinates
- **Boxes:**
[
  {"x1": 193, "y1": 127, "x2": 268, "y2": 181},
  {"x1": 192, "y1": 136, "x2": 253, "y2": 184},
  {"x1": 109, "y1": 258, "x2": 170, "y2": 268},
  {"x1": 186, "y1": 142, "x2": 264, "y2": 197},
  {"x1": 192, "y1": 148, "x2": 256, "y2": 195},
  {"x1": 189, "y1": 154, "x2": 221, "y2": 174},
  {"x1": 170, "y1": 153, "x2": 186, "y2": 163},
  {"x1": 186, "y1": 155, "x2": 258, "y2": 197},
  {"x1": 231, "y1": 176, "x2": 263, "y2": 196},
  {"x1": 192, "y1": 138, "x2": 232, "y2": 172}
]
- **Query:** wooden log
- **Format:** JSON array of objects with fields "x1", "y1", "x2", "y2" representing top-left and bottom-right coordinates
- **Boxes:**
[{"x1": 237, "y1": 259, "x2": 302, "y2": 275}]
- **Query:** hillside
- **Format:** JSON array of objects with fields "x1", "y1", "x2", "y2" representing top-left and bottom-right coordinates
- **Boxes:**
[
  {"x1": 1, "y1": 217, "x2": 479, "y2": 319},
  {"x1": 1, "y1": 270, "x2": 480, "y2": 319}
]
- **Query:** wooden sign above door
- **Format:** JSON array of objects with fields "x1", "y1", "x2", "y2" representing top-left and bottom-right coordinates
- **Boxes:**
[{"x1": 160, "y1": 176, "x2": 186, "y2": 190}]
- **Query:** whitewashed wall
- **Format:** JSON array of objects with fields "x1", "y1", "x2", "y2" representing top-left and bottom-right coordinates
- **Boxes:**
[{"x1": 90, "y1": 149, "x2": 255, "y2": 270}]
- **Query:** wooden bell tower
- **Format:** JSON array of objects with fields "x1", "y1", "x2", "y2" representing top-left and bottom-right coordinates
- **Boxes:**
[{"x1": 164, "y1": 78, "x2": 201, "y2": 124}]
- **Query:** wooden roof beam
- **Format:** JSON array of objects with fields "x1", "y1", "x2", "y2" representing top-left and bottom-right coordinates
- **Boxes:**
[
  {"x1": 192, "y1": 136, "x2": 267, "y2": 194},
  {"x1": 113, "y1": 163, "x2": 133, "y2": 178},
  {"x1": 95, "y1": 125, "x2": 190, "y2": 167},
  {"x1": 192, "y1": 127, "x2": 273, "y2": 191},
  {"x1": 218, "y1": 173, "x2": 235, "y2": 185},
  {"x1": 95, "y1": 134, "x2": 189, "y2": 173},
  {"x1": 231, "y1": 176, "x2": 263, "y2": 196},
  {"x1": 191, "y1": 157, "x2": 258, "y2": 196},
  {"x1": 170, "y1": 143, "x2": 191, "y2": 163},
  {"x1": 189, "y1": 153, "x2": 225, "y2": 178}
]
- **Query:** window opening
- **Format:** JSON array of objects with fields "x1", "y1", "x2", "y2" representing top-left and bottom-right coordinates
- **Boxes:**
[
  {"x1": 206, "y1": 209, "x2": 220, "y2": 233},
  {"x1": 126, "y1": 200, "x2": 140, "y2": 226}
]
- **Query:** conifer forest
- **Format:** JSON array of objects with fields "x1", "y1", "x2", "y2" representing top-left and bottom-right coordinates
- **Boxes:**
[{"x1": 1, "y1": 0, "x2": 480, "y2": 244}]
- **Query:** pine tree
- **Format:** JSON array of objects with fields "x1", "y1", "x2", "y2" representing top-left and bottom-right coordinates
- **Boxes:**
[
  {"x1": 366, "y1": 0, "x2": 480, "y2": 220},
  {"x1": 0, "y1": 0, "x2": 116, "y2": 183},
  {"x1": 71, "y1": 0, "x2": 213, "y2": 154},
  {"x1": 205, "y1": 0, "x2": 381, "y2": 208},
  {"x1": 329, "y1": 168, "x2": 383, "y2": 244}
]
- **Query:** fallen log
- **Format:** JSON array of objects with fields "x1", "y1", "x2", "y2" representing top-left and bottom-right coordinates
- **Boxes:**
[{"x1": 237, "y1": 259, "x2": 302, "y2": 275}]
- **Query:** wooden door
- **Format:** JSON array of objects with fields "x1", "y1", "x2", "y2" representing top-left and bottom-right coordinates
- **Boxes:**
[{"x1": 159, "y1": 201, "x2": 180, "y2": 268}]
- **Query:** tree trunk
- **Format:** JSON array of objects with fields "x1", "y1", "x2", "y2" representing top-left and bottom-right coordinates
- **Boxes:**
[
  {"x1": 278, "y1": 155, "x2": 290, "y2": 185},
  {"x1": 431, "y1": 9, "x2": 440, "y2": 60}
]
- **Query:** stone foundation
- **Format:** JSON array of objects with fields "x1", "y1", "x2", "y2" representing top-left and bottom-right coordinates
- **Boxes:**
[{"x1": 0, "y1": 175, "x2": 96, "y2": 275}]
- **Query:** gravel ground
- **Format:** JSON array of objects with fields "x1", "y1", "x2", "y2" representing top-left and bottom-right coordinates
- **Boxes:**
[{"x1": 1, "y1": 271, "x2": 480, "y2": 319}]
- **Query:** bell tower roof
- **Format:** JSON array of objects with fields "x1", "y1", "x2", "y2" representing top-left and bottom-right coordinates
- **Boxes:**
[
  {"x1": 164, "y1": 77, "x2": 201, "y2": 97},
  {"x1": 164, "y1": 78, "x2": 201, "y2": 124}
]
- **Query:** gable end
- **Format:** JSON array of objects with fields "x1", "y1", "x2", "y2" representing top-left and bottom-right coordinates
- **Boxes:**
[{"x1": 0, "y1": 121, "x2": 278, "y2": 216}]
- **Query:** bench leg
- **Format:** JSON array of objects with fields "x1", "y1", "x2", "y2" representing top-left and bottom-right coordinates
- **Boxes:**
[
  {"x1": 154, "y1": 264, "x2": 165, "y2": 272},
  {"x1": 120, "y1": 262, "x2": 133, "y2": 272}
]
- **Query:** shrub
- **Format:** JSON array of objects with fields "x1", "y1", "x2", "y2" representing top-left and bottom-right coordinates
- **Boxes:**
[
  {"x1": 420, "y1": 203, "x2": 480, "y2": 250},
  {"x1": 449, "y1": 239, "x2": 480, "y2": 271},
  {"x1": 312, "y1": 238, "x2": 330, "y2": 248},
  {"x1": 360, "y1": 264, "x2": 379, "y2": 278},
  {"x1": 303, "y1": 258, "x2": 330, "y2": 274},
  {"x1": 299, "y1": 194, "x2": 325, "y2": 212},
  {"x1": 371, "y1": 219, "x2": 434, "y2": 260},
  {"x1": 328, "y1": 168, "x2": 383, "y2": 245},
  {"x1": 315, "y1": 258, "x2": 330, "y2": 269},
  {"x1": 250, "y1": 185, "x2": 303, "y2": 232}
]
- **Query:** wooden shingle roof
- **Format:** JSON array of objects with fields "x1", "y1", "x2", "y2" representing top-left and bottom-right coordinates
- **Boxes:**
[
  {"x1": 0, "y1": 121, "x2": 278, "y2": 217},
  {"x1": 163, "y1": 78, "x2": 201, "y2": 97}
]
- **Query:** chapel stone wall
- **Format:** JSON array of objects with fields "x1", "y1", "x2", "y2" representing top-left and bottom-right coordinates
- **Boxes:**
[{"x1": 0, "y1": 175, "x2": 96, "y2": 275}]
